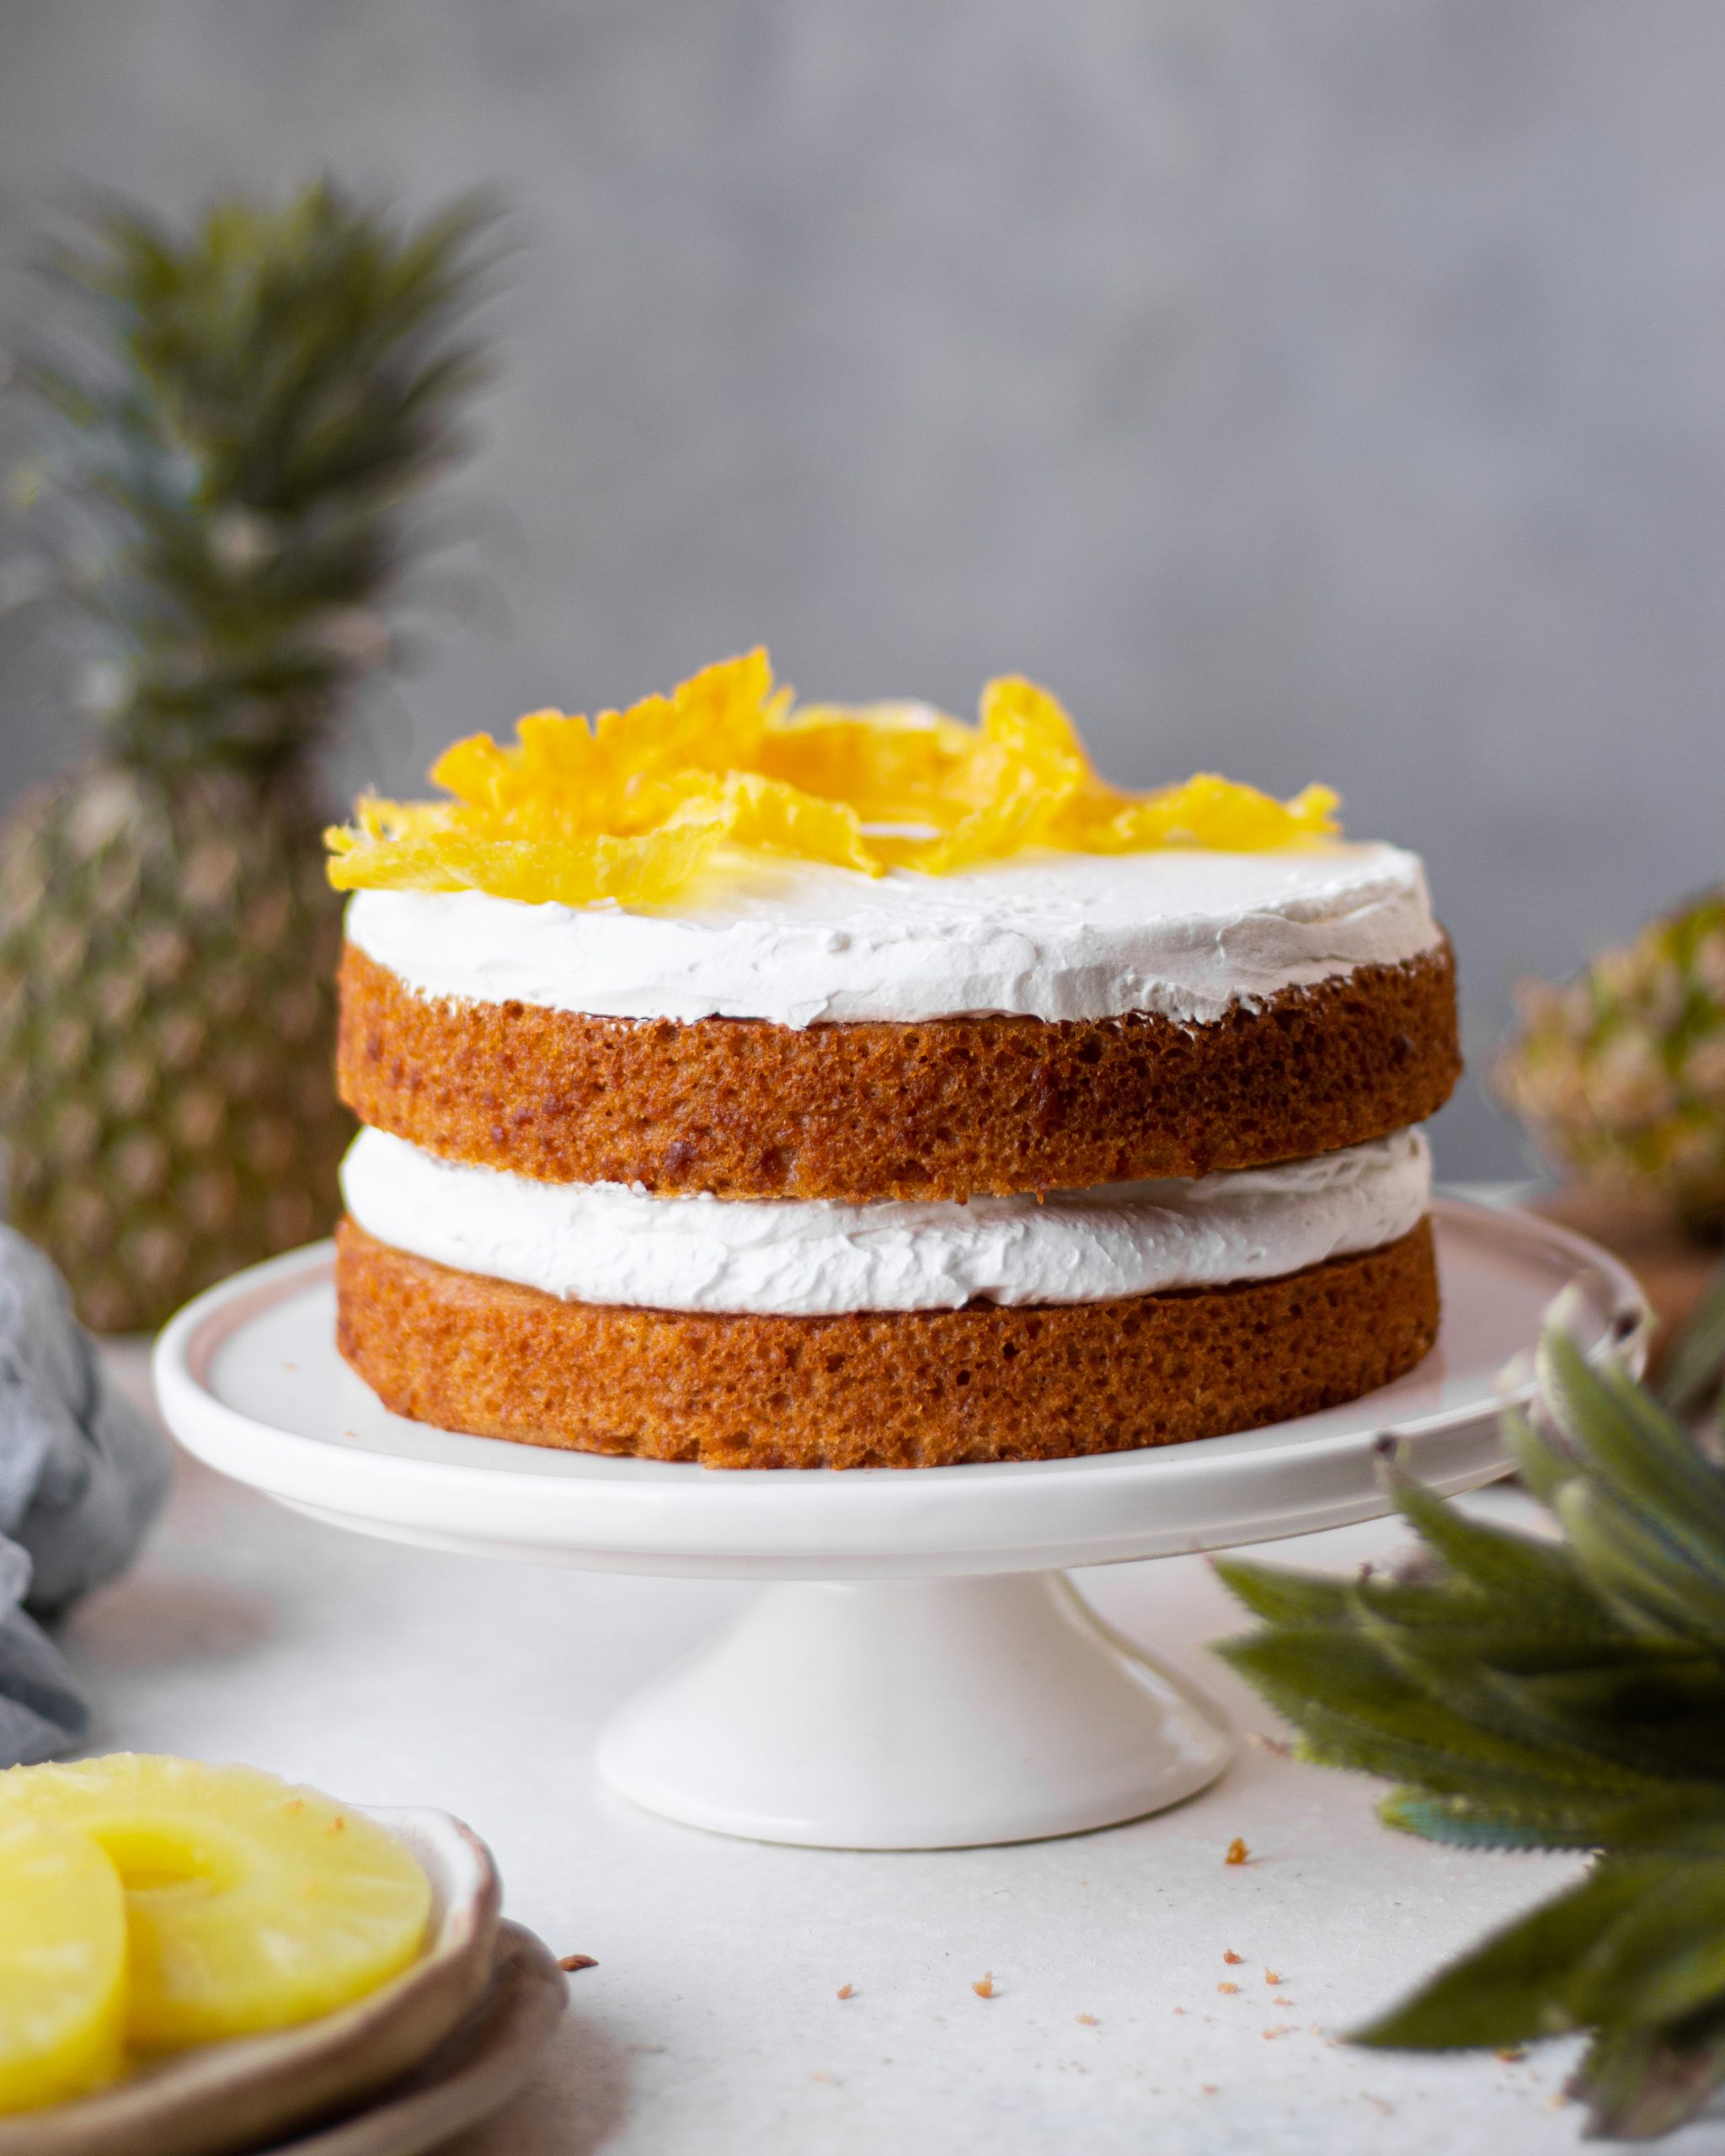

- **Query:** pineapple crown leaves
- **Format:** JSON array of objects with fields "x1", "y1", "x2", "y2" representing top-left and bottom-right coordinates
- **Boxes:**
[
  {"x1": 9, "y1": 178, "x2": 503, "y2": 778},
  {"x1": 1213, "y1": 1285, "x2": 1725, "y2": 2140}
]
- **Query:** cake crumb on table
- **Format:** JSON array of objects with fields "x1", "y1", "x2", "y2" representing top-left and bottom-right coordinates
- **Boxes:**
[
  {"x1": 1222, "y1": 1949, "x2": 1243, "y2": 1964},
  {"x1": 836, "y1": 1984, "x2": 855, "y2": 2000},
  {"x1": 1076, "y1": 2014, "x2": 1098, "y2": 2026},
  {"x1": 558, "y1": 1953, "x2": 599, "y2": 1973},
  {"x1": 1218, "y1": 1983, "x2": 1239, "y2": 1995},
  {"x1": 1224, "y1": 1837, "x2": 1249, "y2": 1865},
  {"x1": 972, "y1": 1973, "x2": 996, "y2": 1999},
  {"x1": 1263, "y1": 1968, "x2": 1282, "y2": 1984}
]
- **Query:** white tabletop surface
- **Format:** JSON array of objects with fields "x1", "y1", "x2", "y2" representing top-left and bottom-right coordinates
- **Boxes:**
[{"x1": 71, "y1": 1346, "x2": 1688, "y2": 2156}]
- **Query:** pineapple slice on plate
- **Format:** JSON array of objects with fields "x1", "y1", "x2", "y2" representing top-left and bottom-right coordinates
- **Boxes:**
[
  {"x1": 0, "y1": 1755, "x2": 431, "y2": 2054},
  {"x1": 0, "y1": 1817, "x2": 127, "y2": 2111}
]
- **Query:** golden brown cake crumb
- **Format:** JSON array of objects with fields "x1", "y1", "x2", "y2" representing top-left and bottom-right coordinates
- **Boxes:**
[
  {"x1": 338, "y1": 941, "x2": 1460, "y2": 1201},
  {"x1": 334, "y1": 1218, "x2": 1439, "y2": 1470}
]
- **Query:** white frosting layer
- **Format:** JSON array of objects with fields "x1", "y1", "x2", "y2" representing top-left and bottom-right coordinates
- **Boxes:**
[
  {"x1": 344, "y1": 841, "x2": 1439, "y2": 1027},
  {"x1": 342, "y1": 1127, "x2": 1431, "y2": 1316}
]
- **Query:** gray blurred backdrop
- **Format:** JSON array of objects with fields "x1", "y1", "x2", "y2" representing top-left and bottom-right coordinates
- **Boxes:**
[{"x1": 3, "y1": 0, "x2": 1722, "y2": 1179}]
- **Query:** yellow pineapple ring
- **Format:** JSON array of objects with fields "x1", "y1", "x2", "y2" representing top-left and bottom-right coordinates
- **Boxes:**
[
  {"x1": 0, "y1": 1755, "x2": 431, "y2": 2054},
  {"x1": 0, "y1": 1817, "x2": 127, "y2": 2111}
]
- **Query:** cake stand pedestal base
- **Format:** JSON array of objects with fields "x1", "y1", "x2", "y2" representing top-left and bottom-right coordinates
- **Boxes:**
[
  {"x1": 595, "y1": 1572, "x2": 1232, "y2": 1849},
  {"x1": 155, "y1": 1203, "x2": 1648, "y2": 1854}
]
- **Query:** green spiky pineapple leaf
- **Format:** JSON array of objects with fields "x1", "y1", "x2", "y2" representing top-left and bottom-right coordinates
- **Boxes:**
[
  {"x1": 1658, "y1": 1261, "x2": 1725, "y2": 1421},
  {"x1": 1214, "y1": 1310, "x2": 1725, "y2": 2141},
  {"x1": 16, "y1": 178, "x2": 500, "y2": 775}
]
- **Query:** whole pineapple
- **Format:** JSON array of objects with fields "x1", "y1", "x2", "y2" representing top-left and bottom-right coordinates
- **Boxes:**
[
  {"x1": 0, "y1": 183, "x2": 494, "y2": 1330},
  {"x1": 1495, "y1": 889, "x2": 1725, "y2": 1242}
]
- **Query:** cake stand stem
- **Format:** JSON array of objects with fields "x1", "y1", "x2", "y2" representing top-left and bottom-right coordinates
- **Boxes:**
[{"x1": 595, "y1": 1570, "x2": 1232, "y2": 1849}]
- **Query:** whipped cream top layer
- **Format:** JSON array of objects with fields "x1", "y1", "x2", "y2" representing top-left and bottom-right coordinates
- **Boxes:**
[
  {"x1": 344, "y1": 840, "x2": 1439, "y2": 1028},
  {"x1": 343, "y1": 1127, "x2": 1431, "y2": 1316}
]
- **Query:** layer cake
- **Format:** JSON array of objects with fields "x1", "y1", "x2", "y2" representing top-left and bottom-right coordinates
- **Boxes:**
[{"x1": 326, "y1": 656, "x2": 1460, "y2": 1468}]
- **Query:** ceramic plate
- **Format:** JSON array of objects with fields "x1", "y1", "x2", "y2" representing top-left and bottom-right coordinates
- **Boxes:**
[
  {"x1": 265, "y1": 1924, "x2": 567, "y2": 2156},
  {"x1": 0, "y1": 1808, "x2": 499, "y2": 2156}
]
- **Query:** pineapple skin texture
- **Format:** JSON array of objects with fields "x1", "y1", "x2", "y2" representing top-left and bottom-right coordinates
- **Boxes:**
[
  {"x1": 0, "y1": 760, "x2": 350, "y2": 1331},
  {"x1": 1497, "y1": 888, "x2": 1725, "y2": 1240}
]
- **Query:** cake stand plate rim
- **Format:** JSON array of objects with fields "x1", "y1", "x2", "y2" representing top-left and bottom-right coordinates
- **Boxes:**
[{"x1": 151, "y1": 1198, "x2": 1648, "y2": 1577}]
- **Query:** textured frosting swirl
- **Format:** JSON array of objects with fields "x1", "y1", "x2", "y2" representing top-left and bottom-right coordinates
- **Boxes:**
[
  {"x1": 342, "y1": 1127, "x2": 1431, "y2": 1315},
  {"x1": 343, "y1": 840, "x2": 1439, "y2": 1028}
]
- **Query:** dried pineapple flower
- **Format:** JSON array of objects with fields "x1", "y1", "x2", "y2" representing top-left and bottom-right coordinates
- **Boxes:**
[{"x1": 326, "y1": 649, "x2": 1342, "y2": 909}]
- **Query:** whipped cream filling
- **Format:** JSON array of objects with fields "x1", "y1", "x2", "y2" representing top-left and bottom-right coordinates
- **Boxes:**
[
  {"x1": 342, "y1": 1127, "x2": 1431, "y2": 1316},
  {"x1": 344, "y1": 840, "x2": 1439, "y2": 1028}
]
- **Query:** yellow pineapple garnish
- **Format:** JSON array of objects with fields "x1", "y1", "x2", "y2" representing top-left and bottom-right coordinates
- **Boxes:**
[
  {"x1": 326, "y1": 648, "x2": 1342, "y2": 909},
  {"x1": 0, "y1": 1756, "x2": 430, "y2": 2054},
  {"x1": 0, "y1": 1818, "x2": 127, "y2": 2112}
]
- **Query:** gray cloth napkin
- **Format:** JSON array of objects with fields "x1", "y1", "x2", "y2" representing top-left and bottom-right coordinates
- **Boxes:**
[{"x1": 0, "y1": 1225, "x2": 173, "y2": 1764}]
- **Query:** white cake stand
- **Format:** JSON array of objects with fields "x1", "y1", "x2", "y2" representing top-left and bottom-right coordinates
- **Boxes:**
[{"x1": 153, "y1": 1199, "x2": 1644, "y2": 1850}]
